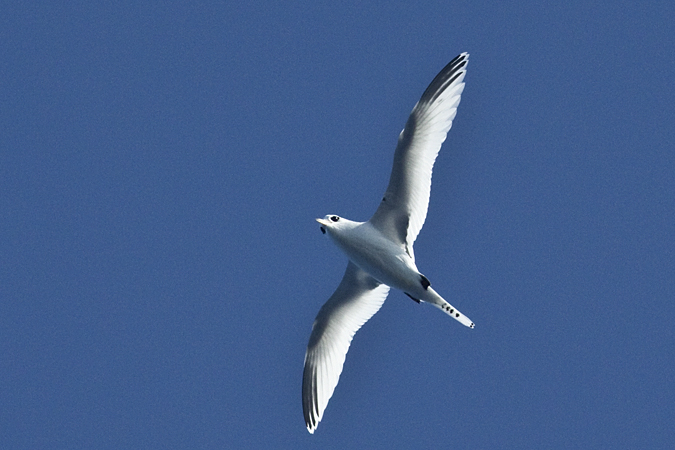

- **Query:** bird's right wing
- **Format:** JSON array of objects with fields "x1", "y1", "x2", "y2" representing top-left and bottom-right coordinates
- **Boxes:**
[{"x1": 302, "y1": 261, "x2": 390, "y2": 433}]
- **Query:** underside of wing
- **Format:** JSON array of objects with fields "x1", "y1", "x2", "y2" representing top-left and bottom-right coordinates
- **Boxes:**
[
  {"x1": 302, "y1": 261, "x2": 390, "y2": 433},
  {"x1": 369, "y1": 53, "x2": 469, "y2": 251}
]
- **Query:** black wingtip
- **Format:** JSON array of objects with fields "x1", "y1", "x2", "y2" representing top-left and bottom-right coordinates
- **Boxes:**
[{"x1": 419, "y1": 52, "x2": 469, "y2": 105}]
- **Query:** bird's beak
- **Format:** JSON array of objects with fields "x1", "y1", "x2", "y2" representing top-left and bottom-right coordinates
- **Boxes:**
[{"x1": 316, "y1": 218, "x2": 329, "y2": 234}]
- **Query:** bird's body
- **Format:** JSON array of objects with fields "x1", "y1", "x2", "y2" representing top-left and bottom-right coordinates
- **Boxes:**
[
  {"x1": 319, "y1": 218, "x2": 419, "y2": 294},
  {"x1": 303, "y1": 52, "x2": 473, "y2": 433}
]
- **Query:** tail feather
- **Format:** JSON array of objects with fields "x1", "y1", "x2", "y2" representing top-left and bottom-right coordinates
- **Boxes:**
[{"x1": 423, "y1": 287, "x2": 475, "y2": 328}]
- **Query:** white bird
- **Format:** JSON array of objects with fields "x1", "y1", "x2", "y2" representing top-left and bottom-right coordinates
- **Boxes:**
[{"x1": 303, "y1": 53, "x2": 473, "y2": 434}]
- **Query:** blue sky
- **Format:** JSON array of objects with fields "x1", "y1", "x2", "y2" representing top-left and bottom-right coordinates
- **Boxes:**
[{"x1": 1, "y1": 1, "x2": 674, "y2": 448}]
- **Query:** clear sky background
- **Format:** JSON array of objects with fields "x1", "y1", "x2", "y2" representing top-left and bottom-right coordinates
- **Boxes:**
[{"x1": 1, "y1": 1, "x2": 674, "y2": 449}]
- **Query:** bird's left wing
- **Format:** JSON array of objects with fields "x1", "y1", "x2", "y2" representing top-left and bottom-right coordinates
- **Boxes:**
[
  {"x1": 369, "y1": 53, "x2": 468, "y2": 253},
  {"x1": 303, "y1": 261, "x2": 390, "y2": 433}
]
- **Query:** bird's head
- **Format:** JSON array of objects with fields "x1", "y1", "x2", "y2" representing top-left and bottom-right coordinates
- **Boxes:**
[{"x1": 316, "y1": 215, "x2": 345, "y2": 235}]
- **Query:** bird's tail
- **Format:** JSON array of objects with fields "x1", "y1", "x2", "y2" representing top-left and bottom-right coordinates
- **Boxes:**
[{"x1": 423, "y1": 287, "x2": 475, "y2": 328}]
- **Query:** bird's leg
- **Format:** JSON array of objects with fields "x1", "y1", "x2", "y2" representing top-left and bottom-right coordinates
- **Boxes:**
[{"x1": 404, "y1": 292, "x2": 421, "y2": 304}]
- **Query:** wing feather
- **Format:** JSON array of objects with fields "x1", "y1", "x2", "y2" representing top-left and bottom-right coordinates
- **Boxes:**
[
  {"x1": 302, "y1": 261, "x2": 390, "y2": 433},
  {"x1": 369, "y1": 53, "x2": 469, "y2": 251}
]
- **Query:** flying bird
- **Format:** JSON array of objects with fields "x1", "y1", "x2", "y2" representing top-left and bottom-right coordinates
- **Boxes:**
[{"x1": 303, "y1": 52, "x2": 473, "y2": 433}]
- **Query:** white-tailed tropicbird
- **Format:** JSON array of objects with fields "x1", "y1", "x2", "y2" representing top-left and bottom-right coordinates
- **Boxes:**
[{"x1": 303, "y1": 53, "x2": 473, "y2": 433}]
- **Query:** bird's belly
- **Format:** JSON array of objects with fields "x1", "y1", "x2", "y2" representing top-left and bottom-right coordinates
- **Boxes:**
[
  {"x1": 353, "y1": 253, "x2": 416, "y2": 291},
  {"x1": 335, "y1": 233, "x2": 418, "y2": 291}
]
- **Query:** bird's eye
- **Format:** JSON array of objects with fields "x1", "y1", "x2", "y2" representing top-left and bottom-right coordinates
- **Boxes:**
[{"x1": 330, "y1": 216, "x2": 339, "y2": 222}]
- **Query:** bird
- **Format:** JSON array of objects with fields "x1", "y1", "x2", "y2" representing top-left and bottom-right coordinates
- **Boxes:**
[{"x1": 302, "y1": 52, "x2": 473, "y2": 434}]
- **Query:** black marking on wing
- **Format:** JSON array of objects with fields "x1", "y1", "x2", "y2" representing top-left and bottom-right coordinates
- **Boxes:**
[
  {"x1": 419, "y1": 53, "x2": 468, "y2": 106},
  {"x1": 420, "y1": 274, "x2": 430, "y2": 290},
  {"x1": 396, "y1": 214, "x2": 410, "y2": 246},
  {"x1": 405, "y1": 292, "x2": 421, "y2": 304}
]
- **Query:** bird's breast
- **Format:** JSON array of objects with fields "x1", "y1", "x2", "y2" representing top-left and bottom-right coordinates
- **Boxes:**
[{"x1": 329, "y1": 223, "x2": 418, "y2": 290}]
